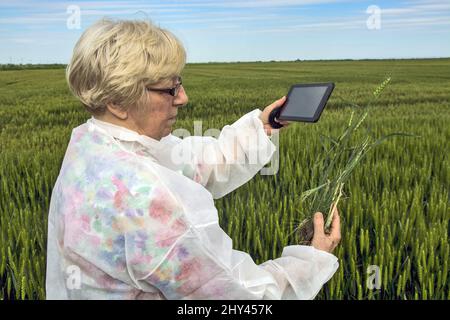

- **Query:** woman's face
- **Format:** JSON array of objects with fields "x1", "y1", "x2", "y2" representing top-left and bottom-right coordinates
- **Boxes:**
[{"x1": 131, "y1": 76, "x2": 188, "y2": 140}]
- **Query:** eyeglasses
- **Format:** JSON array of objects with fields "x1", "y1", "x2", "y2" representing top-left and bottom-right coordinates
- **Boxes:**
[{"x1": 146, "y1": 76, "x2": 183, "y2": 97}]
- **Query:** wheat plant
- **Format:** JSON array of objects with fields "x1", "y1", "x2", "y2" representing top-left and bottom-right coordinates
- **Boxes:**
[{"x1": 294, "y1": 77, "x2": 420, "y2": 244}]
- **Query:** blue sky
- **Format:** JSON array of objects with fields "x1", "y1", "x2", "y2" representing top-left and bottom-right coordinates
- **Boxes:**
[{"x1": 1, "y1": 0, "x2": 449, "y2": 63}]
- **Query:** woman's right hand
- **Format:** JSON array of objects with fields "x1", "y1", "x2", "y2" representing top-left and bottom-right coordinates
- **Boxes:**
[
  {"x1": 311, "y1": 204, "x2": 341, "y2": 253},
  {"x1": 259, "y1": 96, "x2": 291, "y2": 135}
]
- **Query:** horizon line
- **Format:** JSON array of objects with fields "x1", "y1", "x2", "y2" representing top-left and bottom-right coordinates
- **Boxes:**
[{"x1": 1, "y1": 56, "x2": 450, "y2": 67}]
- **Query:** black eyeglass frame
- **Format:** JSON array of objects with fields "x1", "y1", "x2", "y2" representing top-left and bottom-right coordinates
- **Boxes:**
[{"x1": 146, "y1": 77, "x2": 183, "y2": 97}]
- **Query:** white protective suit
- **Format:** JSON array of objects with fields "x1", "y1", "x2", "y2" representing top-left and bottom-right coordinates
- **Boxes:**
[{"x1": 46, "y1": 108, "x2": 339, "y2": 300}]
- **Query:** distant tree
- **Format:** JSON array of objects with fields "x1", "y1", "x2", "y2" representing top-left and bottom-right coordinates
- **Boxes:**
[{"x1": 0, "y1": 63, "x2": 66, "y2": 71}]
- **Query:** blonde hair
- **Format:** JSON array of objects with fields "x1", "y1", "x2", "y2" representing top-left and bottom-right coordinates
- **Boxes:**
[{"x1": 66, "y1": 18, "x2": 186, "y2": 116}]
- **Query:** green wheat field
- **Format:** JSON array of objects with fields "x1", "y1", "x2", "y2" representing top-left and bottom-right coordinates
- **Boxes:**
[{"x1": 0, "y1": 58, "x2": 449, "y2": 300}]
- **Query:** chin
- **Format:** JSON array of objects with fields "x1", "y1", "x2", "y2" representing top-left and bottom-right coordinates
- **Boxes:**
[{"x1": 161, "y1": 130, "x2": 171, "y2": 138}]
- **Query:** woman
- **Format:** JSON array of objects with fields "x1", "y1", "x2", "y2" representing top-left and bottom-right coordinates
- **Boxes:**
[{"x1": 46, "y1": 18, "x2": 341, "y2": 300}]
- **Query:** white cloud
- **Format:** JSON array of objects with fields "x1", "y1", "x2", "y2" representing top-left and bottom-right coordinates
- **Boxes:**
[
  {"x1": 0, "y1": 16, "x2": 67, "y2": 24},
  {"x1": 1, "y1": 0, "x2": 449, "y2": 62},
  {"x1": 381, "y1": 16, "x2": 450, "y2": 28},
  {"x1": 0, "y1": 0, "x2": 355, "y2": 11},
  {"x1": 163, "y1": 13, "x2": 284, "y2": 25},
  {"x1": 380, "y1": 8, "x2": 418, "y2": 15},
  {"x1": 190, "y1": 13, "x2": 450, "y2": 34},
  {"x1": 365, "y1": 1, "x2": 450, "y2": 17}
]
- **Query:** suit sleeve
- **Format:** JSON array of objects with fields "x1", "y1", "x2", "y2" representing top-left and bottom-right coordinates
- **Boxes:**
[
  {"x1": 59, "y1": 158, "x2": 338, "y2": 299},
  {"x1": 123, "y1": 182, "x2": 339, "y2": 300},
  {"x1": 169, "y1": 109, "x2": 277, "y2": 199}
]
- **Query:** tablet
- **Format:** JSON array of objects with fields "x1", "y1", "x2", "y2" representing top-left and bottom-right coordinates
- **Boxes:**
[{"x1": 276, "y1": 83, "x2": 335, "y2": 123}]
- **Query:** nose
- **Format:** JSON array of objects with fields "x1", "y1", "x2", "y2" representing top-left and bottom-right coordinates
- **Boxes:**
[{"x1": 174, "y1": 85, "x2": 188, "y2": 107}]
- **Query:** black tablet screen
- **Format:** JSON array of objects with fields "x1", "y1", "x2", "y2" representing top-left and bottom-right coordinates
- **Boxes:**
[{"x1": 281, "y1": 85, "x2": 329, "y2": 119}]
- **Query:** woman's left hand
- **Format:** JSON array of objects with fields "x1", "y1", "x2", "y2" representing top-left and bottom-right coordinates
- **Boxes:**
[{"x1": 259, "y1": 96, "x2": 292, "y2": 135}]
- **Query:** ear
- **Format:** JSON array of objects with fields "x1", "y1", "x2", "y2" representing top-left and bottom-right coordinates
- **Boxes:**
[{"x1": 106, "y1": 103, "x2": 128, "y2": 120}]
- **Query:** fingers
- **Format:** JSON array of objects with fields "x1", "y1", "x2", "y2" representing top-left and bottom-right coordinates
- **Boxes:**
[
  {"x1": 269, "y1": 96, "x2": 286, "y2": 109},
  {"x1": 274, "y1": 117, "x2": 291, "y2": 128},
  {"x1": 312, "y1": 212, "x2": 325, "y2": 237},
  {"x1": 311, "y1": 207, "x2": 341, "y2": 253},
  {"x1": 274, "y1": 122, "x2": 290, "y2": 130},
  {"x1": 329, "y1": 204, "x2": 341, "y2": 242},
  {"x1": 275, "y1": 118, "x2": 290, "y2": 124},
  {"x1": 277, "y1": 95, "x2": 287, "y2": 104},
  {"x1": 264, "y1": 96, "x2": 292, "y2": 130},
  {"x1": 277, "y1": 120, "x2": 291, "y2": 127}
]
